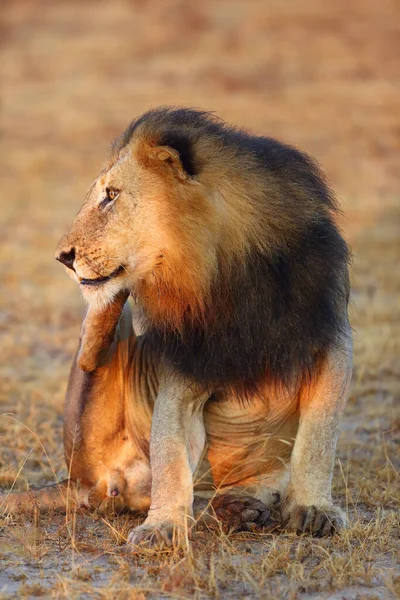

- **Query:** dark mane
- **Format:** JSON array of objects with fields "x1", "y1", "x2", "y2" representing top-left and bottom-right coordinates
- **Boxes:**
[
  {"x1": 116, "y1": 107, "x2": 351, "y2": 394},
  {"x1": 145, "y1": 220, "x2": 349, "y2": 394},
  {"x1": 111, "y1": 106, "x2": 338, "y2": 208}
]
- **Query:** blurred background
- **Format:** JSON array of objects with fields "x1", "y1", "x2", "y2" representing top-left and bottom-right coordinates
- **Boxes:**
[{"x1": 1, "y1": 0, "x2": 399, "y2": 505}]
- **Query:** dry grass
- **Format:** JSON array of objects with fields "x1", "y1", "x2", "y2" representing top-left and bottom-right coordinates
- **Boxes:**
[{"x1": 0, "y1": 0, "x2": 399, "y2": 598}]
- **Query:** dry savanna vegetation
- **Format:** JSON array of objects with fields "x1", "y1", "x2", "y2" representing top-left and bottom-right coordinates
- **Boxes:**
[{"x1": 0, "y1": 0, "x2": 399, "y2": 598}]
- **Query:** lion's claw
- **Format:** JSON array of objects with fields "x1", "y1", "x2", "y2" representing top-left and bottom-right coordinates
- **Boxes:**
[
  {"x1": 284, "y1": 504, "x2": 347, "y2": 536},
  {"x1": 127, "y1": 521, "x2": 186, "y2": 550}
]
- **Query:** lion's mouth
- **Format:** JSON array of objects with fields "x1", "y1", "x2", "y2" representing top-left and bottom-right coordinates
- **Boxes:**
[{"x1": 80, "y1": 265, "x2": 125, "y2": 287}]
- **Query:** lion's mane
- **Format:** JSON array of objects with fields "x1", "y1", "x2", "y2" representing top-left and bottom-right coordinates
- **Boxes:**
[{"x1": 110, "y1": 108, "x2": 350, "y2": 395}]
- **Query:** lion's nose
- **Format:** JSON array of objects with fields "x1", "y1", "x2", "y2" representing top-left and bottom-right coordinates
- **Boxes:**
[{"x1": 56, "y1": 247, "x2": 76, "y2": 271}]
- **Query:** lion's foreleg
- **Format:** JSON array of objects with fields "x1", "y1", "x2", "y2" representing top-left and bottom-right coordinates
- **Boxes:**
[
  {"x1": 127, "y1": 370, "x2": 209, "y2": 548},
  {"x1": 282, "y1": 331, "x2": 353, "y2": 535}
]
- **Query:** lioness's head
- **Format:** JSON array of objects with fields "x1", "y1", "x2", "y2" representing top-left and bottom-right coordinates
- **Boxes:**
[{"x1": 56, "y1": 108, "x2": 262, "y2": 326}]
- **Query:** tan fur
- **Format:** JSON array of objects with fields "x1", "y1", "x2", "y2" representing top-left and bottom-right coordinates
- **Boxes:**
[{"x1": 1, "y1": 118, "x2": 352, "y2": 548}]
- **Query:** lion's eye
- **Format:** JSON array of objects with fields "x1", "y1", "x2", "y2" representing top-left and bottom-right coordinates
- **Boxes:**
[
  {"x1": 100, "y1": 188, "x2": 120, "y2": 210},
  {"x1": 106, "y1": 188, "x2": 119, "y2": 202}
]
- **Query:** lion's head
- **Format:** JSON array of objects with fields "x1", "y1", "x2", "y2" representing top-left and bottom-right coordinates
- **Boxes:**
[
  {"x1": 57, "y1": 107, "x2": 349, "y2": 394},
  {"x1": 56, "y1": 108, "x2": 261, "y2": 328}
]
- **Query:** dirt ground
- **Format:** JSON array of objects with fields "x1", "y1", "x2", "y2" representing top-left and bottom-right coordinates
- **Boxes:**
[{"x1": 0, "y1": 0, "x2": 399, "y2": 598}]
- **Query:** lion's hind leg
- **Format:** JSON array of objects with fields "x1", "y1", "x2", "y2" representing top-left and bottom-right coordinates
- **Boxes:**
[
  {"x1": 77, "y1": 290, "x2": 130, "y2": 372},
  {"x1": 193, "y1": 494, "x2": 279, "y2": 533},
  {"x1": 192, "y1": 470, "x2": 289, "y2": 534}
]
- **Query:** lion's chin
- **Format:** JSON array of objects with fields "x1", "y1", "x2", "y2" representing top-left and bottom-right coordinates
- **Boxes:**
[{"x1": 80, "y1": 278, "x2": 131, "y2": 311}]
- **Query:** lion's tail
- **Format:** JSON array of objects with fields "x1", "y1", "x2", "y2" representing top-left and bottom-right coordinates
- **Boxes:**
[{"x1": 0, "y1": 480, "x2": 78, "y2": 515}]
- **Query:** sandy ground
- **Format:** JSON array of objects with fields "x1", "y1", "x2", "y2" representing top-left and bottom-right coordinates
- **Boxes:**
[{"x1": 0, "y1": 0, "x2": 399, "y2": 598}]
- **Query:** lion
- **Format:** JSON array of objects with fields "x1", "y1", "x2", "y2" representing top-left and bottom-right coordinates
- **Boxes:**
[{"x1": 1, "y1": 107, "x2": 352, "y2": 548}]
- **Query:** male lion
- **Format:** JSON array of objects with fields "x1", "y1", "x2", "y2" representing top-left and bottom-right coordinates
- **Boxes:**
[{"x1": 2, "y1": 108, "x2": 352, "y2": 548}]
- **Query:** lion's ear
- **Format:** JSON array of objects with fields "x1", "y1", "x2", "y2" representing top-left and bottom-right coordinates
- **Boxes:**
[
  {"x1": 153, "y1": 145, "x2": 189, "y2": 181},
  {"x1": 136, "y1": 131, "x2": 196, "y2": 181}
]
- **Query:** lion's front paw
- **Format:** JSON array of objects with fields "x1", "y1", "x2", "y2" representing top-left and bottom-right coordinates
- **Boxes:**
[
  {"x1": 127, "y1": 521, "x2": 187, "y2": 550},
  {"x1": 283, "y1": 504, "x2": 347, "y2": 536}
]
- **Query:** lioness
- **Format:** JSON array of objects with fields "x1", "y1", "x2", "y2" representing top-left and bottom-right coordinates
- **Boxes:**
[{"x1": 2, "y1": 108, "x2": 352, "y2": 548}]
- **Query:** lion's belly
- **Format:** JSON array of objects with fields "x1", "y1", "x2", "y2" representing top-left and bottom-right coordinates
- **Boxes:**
[{"x1": 196, "y1": 392, "x2": 299, "y2": 493}]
